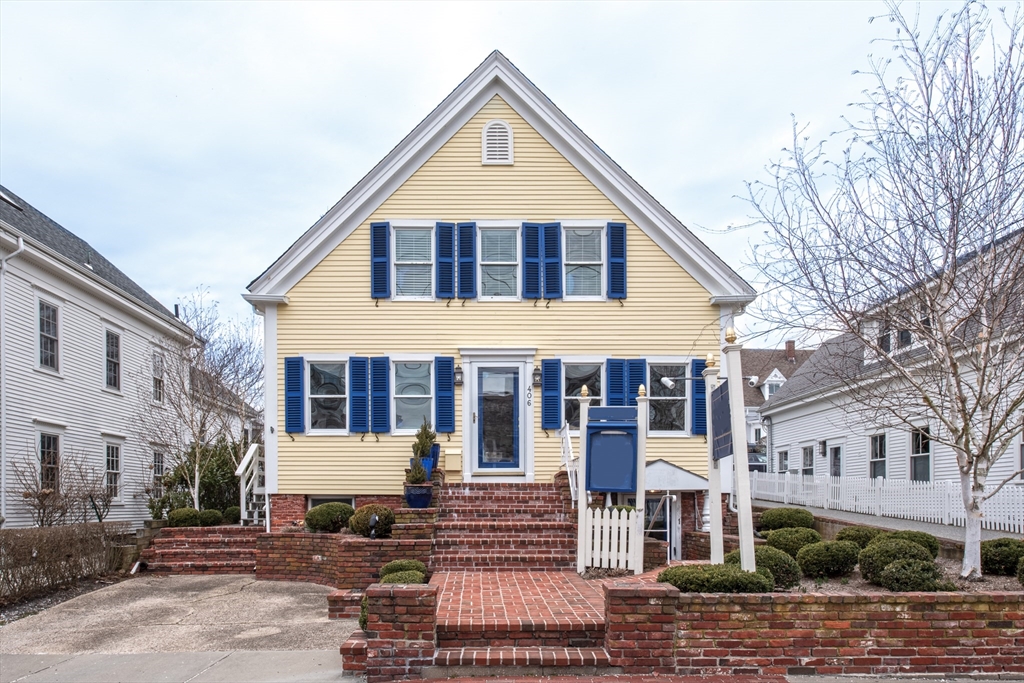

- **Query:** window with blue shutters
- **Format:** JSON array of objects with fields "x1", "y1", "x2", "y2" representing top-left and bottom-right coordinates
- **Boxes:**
[
  {"x1": 370, "y1": 357, "x2": 390, "y2": 433},
  {"x1": 541, "y1": 359, "x2": 561, "y2": 429},
  {"x1": 350, "y1": 357, "x2": 369, "y2": 433},
  {"x1": 436, "y1": 223, "x2": 455, "y2": 299},
  {"x1": 606, "y1": 359, "x2": 626, "y2": 407},
  {"x1": 308, "y1": 361, "x2": 347, "y2": 431},
  {"x1": 457, "y1": 223, "x2": 477, "y2": 299},
  {"x1": 370, "y1": 222, "x2": 390, "y2": 299},
  {"x1": 626, "y1": 359, "x2": 646, "y2": 407},
  {"x1": 435, "y1": 357, "x2": 455, "y2": 433},
  {"x1": 542, "y1": 222, "x2": 562, "y2": 299},
  {"x1": 607, "y1": 222, "x2": 626, "y2": 299},
  {"x1": 649, "y1": 362, "x2": 690, "y2": 433},
  {"x1": 284, "y1": 357, "x2": 305, "y2": 433},
  {"x1": 690, "y1": 358, "x2": 707, "y2": 435},
  {"x1": 522, "y1": 223, "x2": 542, "y2": 299}
]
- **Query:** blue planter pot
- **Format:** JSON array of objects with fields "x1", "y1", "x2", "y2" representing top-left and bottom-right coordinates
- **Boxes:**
[{"x1": 404, "y1": 485, "x2": 433, "y2": 509}]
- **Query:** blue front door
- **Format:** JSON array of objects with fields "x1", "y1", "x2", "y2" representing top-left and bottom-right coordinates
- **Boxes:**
[{"x1": 477, "y1": 366, "x2": 520, "y2": 469}]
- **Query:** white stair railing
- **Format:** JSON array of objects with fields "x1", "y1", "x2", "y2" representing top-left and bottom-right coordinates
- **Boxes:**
[
  {"x1": 235, "y1": 443, "x2": 266, "y2": 526},
  {"x1": 560, "y1": 424, "x2": 579, "y2": 507}
]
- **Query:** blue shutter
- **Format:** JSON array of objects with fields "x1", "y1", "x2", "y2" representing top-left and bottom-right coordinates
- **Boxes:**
[
  {"x1": 370, "y1": 357, "x2": 390, "y2": 433},
  {"x1": 522, "y1": 223, "x2": 541, "y2": 299},
  {"x1": 349, "y1": 357, "x2": 369, "y2": 432},
  {"x1": 435, "y1": 356, "x2": 455, "y2": 433},
  {"x1": 436, "y1": 222, "x2": 455, "y2": 299},
  {"x1": 541, "y1": 359, "x2": 562, "y2": 429},
  {"x1": 542, "y1": 222, "x2": 562, "y2": 299},
  {"x1": 370, "y1": 222, "x2": 390, "y2": 299},
  {"x1": 627, "y1": 359, "x2": 646, "y2": 407},
  {"x1": 284, "y1": 357, "x2": 305, "y2": 433},
  {"x1": 457, "y1": 222, "x2": 477, "y2": 299},
  {"x1": 606, "y1": 359, "x2": 626, "y2": 407},
  {"x1": 607, "y1": 222, "x2": 627, "y2": 299},
  {"x1": 691, "y1": 358, "x2": 707, "y2": 435}
]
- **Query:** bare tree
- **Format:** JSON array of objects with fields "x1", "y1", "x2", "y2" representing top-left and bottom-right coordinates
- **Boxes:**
[
  {"x1": 11, "y1": 446, "x2": 115, "y2": 526},
  {"x1": 748, "y1": 2, "x2": 1024, "y2": 577}
]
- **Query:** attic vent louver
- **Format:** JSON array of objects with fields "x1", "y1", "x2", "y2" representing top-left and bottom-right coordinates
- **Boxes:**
[{"x1": 481, "y1": 120, "x2": 513, "y2": 165}]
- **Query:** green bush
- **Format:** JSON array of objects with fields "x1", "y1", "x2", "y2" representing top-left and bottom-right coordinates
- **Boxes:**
[
  {"x1": 759, "y1": 507, "x2": 815, "y2": 531},
  {"x1": 359, "y1": 594, "x2": 367, "y2": 630},
  {"x1": 980, "y1": 538, "x2": 1024, "y2": 576},
  {"x1": 380, "y1": 559, "x2": 427, "y2": 579},
  {"x1": 379, "y1": 570, "x2": 425, "y2": 584},
  {"x1": 611, "y1": 505, "x2": 636, "y2": 513},
  {"x1": 858, "y1": 538, "x2": 933, "y2": 584},
  {"x1": 223, "y1": 506, "x2": 241, "y2": 524},
  {"x1": 724, "y1": 545, "x2": 802, "y2": 588},
  {"x1": 834, "y1": 525, "x2": 885, "y2": 549},
  {"x1": 796, "y1": 540, "x2": 860, "y2": 578},
  {"x1": 151, "y1": 438, "x2": 242, "y2": 514},
  {"x1": 1017, "y1": 556, "x2": 1024, "y2": 588},
  {"x1": 167, "y1": 507, "x2": 201, "y2": 527},
  {"x1": 868, "y1": 530, "x2": 940, "y2": 559},
  {"x1": 199, "y1": 509, "x2": 223, "y2": 526},
  {"x1": 349, "y1": 504, "x2": 395, "y2": 538},
  {"x1": 765, "y1": 527, "x2": 823, "y2": 558},
  {"x1": 657, "y1": 563, "x2": 775, "y2": 593},
  {"x1": 877, "y1": 559, "x2": 954, "y2": 592},
  {"x1": 305, "y1": 503, "x2": 354, "y2": 533}
]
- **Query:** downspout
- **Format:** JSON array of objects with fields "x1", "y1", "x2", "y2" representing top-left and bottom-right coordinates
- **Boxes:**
[{"x1": 1, "y1": 234, "x2": 27, "y2": 524}]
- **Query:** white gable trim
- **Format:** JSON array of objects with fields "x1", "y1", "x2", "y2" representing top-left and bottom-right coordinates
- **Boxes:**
[{"x1": 247, "y1": 52, "x2": 755, "y2": 305}]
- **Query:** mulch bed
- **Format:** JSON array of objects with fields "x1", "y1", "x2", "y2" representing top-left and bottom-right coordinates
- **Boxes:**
[{"x1": 0, "y1": 573, "x2": 132, "y2": 626}]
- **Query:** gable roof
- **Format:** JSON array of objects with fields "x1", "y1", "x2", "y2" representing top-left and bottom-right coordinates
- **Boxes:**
[
  {"x1": 245, "y1": 51, "x2": 755, "y2": 306},
  {"x1": 740, "y1": 347, "x2": 814, "y2": 407},
  {"x1": 0, "y1": 185, "x2": 189, "y2": 333},
  {"x1": 758, "y1": 334, "x2": 864, "y2": 412}
]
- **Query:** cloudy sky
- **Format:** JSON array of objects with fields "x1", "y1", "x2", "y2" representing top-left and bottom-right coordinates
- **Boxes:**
[{"x1": 0, "y1": 1, "x2": 963, "y2": 342}]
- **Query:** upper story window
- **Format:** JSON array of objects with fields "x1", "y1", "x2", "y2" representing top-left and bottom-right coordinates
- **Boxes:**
[
  {"x1": 481, "y1": 120, "x2": 513, "y2": 165},
  {"x1": 393, "y1": 361, "x2": 433, "y2": 433},
  {"x1": 564, "y1": 363, "x2": 602, "y2": 429},
  {"x1": 105, "y1": 331, "x2": 121, "y2": 390},
  {"x1": 564, "y1": 228, "x2": 603, "y2": 299},
  {"x1": 39, "y1": 301, "x2": 59, "y2": 371},
  {"x1": 480, "y1": 228, "x2": 518, "y2": 298},
  {"x1": 394, "y1": 227, "x2": 433, "y2": 299},
  {"x1": 649, "y1": 363, "x2": 688, "y2": 433},
  {"x1": 152, "y1": 352, "x2": 165, "y2": 403},
  {"x1": 309, "y1": 361, "x2": 347, "y2": 432},
  {"x1": 767, "y1": 382, "x2": 781, "y2": 396}
]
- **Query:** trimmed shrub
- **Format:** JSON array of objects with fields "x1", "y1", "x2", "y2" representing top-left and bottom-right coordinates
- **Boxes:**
[
  {"x1": 379, "y1": 570, "x2": 425, "y2": 584},
  {"x1": 834, "y1": 525, "x2": 885, "y2": 549},
  {"x1": 796, "y1": 540, "x2": 860, "y2": 578},
  {"x1": 868, "y1": 530, "x2": 940, "y2": 559},
  {"x1": 167, "y1": 507, "x2": 201, "y2": 527},
  {"x1": 305, "y1": 503, "x2": 354, "y2": 533},
  {"x1": 980, "y1": 538, "x2": 1024, "y2": 576},
  {"x1": 359, "y1": 594, "x2": 367, "y2": 630},
  {"x1": 223, "y1": 506, "x2": 241, "y2": 524},
  {"x1": 765, "y1": 527, "x2": 823, "y2": 558},
  {"x1": 349, "y1": 504, "x2": 395, "y2": 539},
  {"x1": 657, "y1": 563, "x2": 775, "y2": 593},
  {"x1": 1017, "y1": 556, "x2": 1024, "y2": 588},
  {"x1": 877, "y1": 559, "x2": 954, "y2": 592},
  {"x1": 380, "y1": 559, "x2": 427, "y2": 579},
  {"x1": 611, "y1": 505, "x2": 636, "y2": 513},
  {"x1": 724, "y1": 545, "x2": 802, "y2": 588},
  {"x1": 199, "y1": 509, "x2": 223, "y2": 526},
  {"x1": 858, "y1": 538, "x2": 933, "y2": 584},
  {"x1": 759, "y1": 507, "x2": 815, "y2": 531}
]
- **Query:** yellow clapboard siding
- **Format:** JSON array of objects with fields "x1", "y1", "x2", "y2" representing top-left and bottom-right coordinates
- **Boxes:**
[{"x1": 276, "y1": 95, "x2": 719, "y2": 495}]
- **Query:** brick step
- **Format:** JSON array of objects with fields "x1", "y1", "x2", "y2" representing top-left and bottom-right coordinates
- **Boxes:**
[
  {"x1": 154, "y1": 526, "x2": 262, "y2": 537},
  {"x1": 439, "y1": 508, "x2": 567, "y2": 521},
  {"x1": 430, "y1": 553, "x2": 575, "y2": 570},
  {"x1": 431, "y1": 646, "x2": 611, "y2": 668},
  {"x1": 144, "y1": 559, "x2": 255, "y2": 574},
  {"x1": 148, "y1": 536, "x2": 260, "y2": 549},
  {"x1": 437, "y1": 622, "x2": 603, "y2": 649},
  {"x1": 432, "y1": 538, "x2": 575, "y2": 551},
  {"x1": 327, "y1": 589, "x2": 363, "y2": 619},
  {"x1": 141, "y1": 548, "x2": 257, "y2": 561},
  {"x1": 435, "y1": 520, "x2": 574, "y2": 532},
  {"x1": 339, "y1": 630, "x2": 367, "y2": 674}
]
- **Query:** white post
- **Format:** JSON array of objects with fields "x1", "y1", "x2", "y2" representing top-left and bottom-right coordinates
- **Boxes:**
[
  {"x1": 702, "y1": 355, "x2": 724, "y2": 563},
  {"x1": 576, "y1": 385, "x2": 591, "y2": 574},
  {"x1": 723, "y1": 329, "x2": 756, "y2": 572},
  {"x1": 634, "y1": 385, "x2": 648, "y2": 575}
]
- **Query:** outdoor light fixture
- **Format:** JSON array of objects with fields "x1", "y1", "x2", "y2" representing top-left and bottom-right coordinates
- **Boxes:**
[
  {"x1": 369, "y1": 513, "x2": 378, "y2": 540},
  {"x1": 454, "y1": 365, "x2": 463, "y2": 385},
  {"x1": 533, "y1": 366, "x2": 542, "y2": 387}
]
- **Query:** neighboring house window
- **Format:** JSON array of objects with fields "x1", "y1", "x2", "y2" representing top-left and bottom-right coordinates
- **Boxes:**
[
  {"x1": 897, "y1": 329, "x2": 912, "y2": 349},
  {"x1": 481, "y1": 120, "x2": 513, "y2": 165},
  {"x1": 564, "y1": 228, "x2": 603, "y2": 298},
  {"x1": 778, "y1": 450, "x2": 789, "y2": 472},
  {"x1": 394, "y1": 228, "x2": 433, "y2": 298},
  {"x1": 40, "y1": 433, "x2": 60, "y2": 491},
  {"x1": 879, "y1": 330, "x2": 892, "y2": 354},
  {"x1": 829, "y1": 445, "x2": 842, "y2": 477},
  {"x1": 39, "y1": 301, "x2": 59, "y2": 371},
  {"x1": 911, "y1": 426, "x2": 931, "y2": 482},
  {"x1": 564, "y1": 363, "x2": 602, "y2": 429},
  {"x1": 802, "y1": 446, "x2": 814, "y2": 476},
  {"x1": 767, "y1": 382, "x2": 781, "y2": 396},
  {"x1": 754, "y1": 427, "x2": 762, "y2": 442},
  {"x1": 479, "y1": 228, "x2": 518, "y2": 298},
  {"x1": 152, "y1": 353, "x2": 165, "y2": 403},
  {"x1": 105, "y1": 331, "x2": 121, "y2": 390},
  {"x1": 308, "y1": 362, "x2": 347, "y2": 431},
  {"x1": 394, "y1": 361, "x2": 433, "y2": 432},
  {"x1": 649, "y1": 364, "x2": 688, "y2": 433},
  {"x1": 152, "y1": 451, "x2": 165, "y2": 498},
  {"x1": 106, "y1": 443, "x2": 121, "y2": 500},
  {"x1": 870, "y1": 434, "x2": 887, "y2": 478}
]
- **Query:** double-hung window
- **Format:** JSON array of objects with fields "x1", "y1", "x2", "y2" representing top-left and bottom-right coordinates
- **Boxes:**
[
  {"x1": 479, "y1": 228, "x2": 518, "y2": 298},
  {"x1": 394, "y1": 227, "x2": 433, "y2": 299},
  {"x1": 39, "y1": 301, "x2": 59, "y2": 371},
  {"x1": 152, "y1": 451, "x2": 165, "y2": 498},
  {"x1": 829, "y1": 445, "x2": 842, "y2": 477},
  {"x1": 40, "y1": 433, "x2": 60, "y2": 491},
  {"x1": 308, "y1": 361, "x2": 347, "y2": 431},
  {"x1": 778, "y1": 450, "x2": 789, "y2": 472},
  {"x1": 911, "y1": 426, "x2": 931, "y2": 481},
  {"x1": 152, "y1": 353, "x2": 165, "y2": 403},
  {"x1": 393, "y1": 361, "x2": 433, "y2": 433},
  {"x1": 106, "y1": 443, "x2": 121, "y2": 500},
  {"x1": 802, "y1": 446, "x2": 814, "y2": 476},
  {"x1": 870, "y1": 434, "x2": 886, "y2": 478},
  {"x1": 564, "y1": 227, "x2": 603, "y2": 299},
  {"x1": 105, "y1": 331, "x2": 121, "y2": 390},
  {"x1": 649, "y1": 364, "x2": 688, "y2": 433},
  {"x1": 563, "y1": 363, "x2": 602, "y2": 429}
]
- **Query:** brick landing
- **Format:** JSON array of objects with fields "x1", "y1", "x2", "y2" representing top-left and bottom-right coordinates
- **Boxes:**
[{"x1": 408, "y1": 677, "x2": 785, "y2": 682}]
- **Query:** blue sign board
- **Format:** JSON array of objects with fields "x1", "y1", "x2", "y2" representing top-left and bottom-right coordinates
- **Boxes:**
[
  {"x1": 585, "y1": 407, "x2": 638, "y2": 492},
  {"x1": 711, "y1": 380, "x2": 732, "y2": 461}
]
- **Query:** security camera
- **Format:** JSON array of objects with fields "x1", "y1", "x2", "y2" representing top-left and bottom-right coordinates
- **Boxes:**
[{"x1": 747, "y1": 375, "x2": 758, "y2": 387}]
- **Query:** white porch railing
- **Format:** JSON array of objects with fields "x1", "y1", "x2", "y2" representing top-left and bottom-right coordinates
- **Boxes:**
[
  {"x1": 750, "y1": 471, "x2": 1024, "y2": 534},
  {"x1": 579, "y1": 506, "x2": 639, "y2": 570},
  {"x1": 235, "y1": 443, "x2": 266, "y2": 526}
]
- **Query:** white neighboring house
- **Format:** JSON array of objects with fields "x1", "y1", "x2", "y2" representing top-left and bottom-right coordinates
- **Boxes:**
[
  {"x1": 740, "y1": 341, "x2": 812, "y2": 469},
  {"x1": 0, "y1": 186, "x2": 194, "y2": 528}
]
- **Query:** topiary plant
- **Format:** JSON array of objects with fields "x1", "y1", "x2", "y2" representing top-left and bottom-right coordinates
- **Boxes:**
[
  {"x1": 858, "y1": 538, "x2": 933, "y2": 584},
  {"x1": 380, "y1": 570, "x2": 425, "y2": 584},
  {"x1": 796, "y1": 540, "x2": 860, "y2": 578},
  {"x1": 168, "y1": 507, "x2": 201, "y2": 527},
  {"x1": 765, "y1": 527, "x2": 823, "y2": 558},
  {"x1": 223, "y1": 506, "x2": 241, "y2": 524},
  {"x1": 305, "y1": 502, "x2": 354, "y2": 533},
  {"x1": 868, "y1": 530, "x2": 940, "y2": 558},
  {"x1": 657, "y1": 563, "x2": 775, "y2": 593},
  {"x1": 199, "y1": 509, "x2": 223, "y2": 526},
  {"x1": 877, "y1": 559, "x2": 954, "y2": 592},
  {"x1": 380, "y1": 559, "x2": 427, "y2": 579},
  {"x1": 724, "y1": 545, "x2": 802, "y2": 588},
  {"x1": 759, "y1": 507, "x2": 815, "y2": 531},
  {"x1": 349, "y1": 504, "x2": 395, "y2": 538},
  {"x1": 835, "y1": 525, "x2": 885, "y2": 549},
  {"x1": 980, "y1": 538, "x2": 1024, "y2": 576}
]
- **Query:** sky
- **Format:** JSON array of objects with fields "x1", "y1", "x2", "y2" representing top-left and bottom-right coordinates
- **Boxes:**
[{"x1": 0, "y1": 1, "x2": 965, "y2": 345}]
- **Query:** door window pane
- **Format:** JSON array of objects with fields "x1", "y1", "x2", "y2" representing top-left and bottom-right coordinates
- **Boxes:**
[{"x1": 479, "y1": 368, "x2": 518, "y2": 465}]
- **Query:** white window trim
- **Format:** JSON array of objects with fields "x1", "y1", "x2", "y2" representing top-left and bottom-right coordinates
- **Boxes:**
[
  {"x1": 481, "y1": 119, "x2": 514, "y2": 165},
  {"x1": 104, "y1": 436, "x2": 124, "y2": 504},
  {"x1": 800, "y1": 443, "x2": 815, "y2": 476},
  {"x1": 869, "y1": 432, "x2": 887, "y2": 479},
  {"x1": 151, "y1": 350, "x2": 166, "y2": 406},
  {"x1": 103, "y1": 327, "x2": 122, "y2": 394},
  {"x1": 390, "y1": 220, "x2": 436, "y2": 302},
  {"x1": 391, "y1": 355, "x2": 434, "y2": 436},
  {"x1": 827, "y1": 442, "x2": 844, "y2": 478},
  {"x1": 908, "y1": 424, "x2": 932, "y2": 482},
  {"x1": 35, "y1": 294, "x2": 63, "y2": 376},
  {"x1": 562, "y1": 222, "x2": 607, "y2": 302},
  {"x1": 778, "y1": 449, "x2": 790, "y2": 473},
  {"x1": 561, "y1": 356, "x2": 606, "y2": 437},
  {"x1": 305, "y1": 357, "x2": 349, "y2": 436},
  {"x1": 647, "y1": 357, "x2": 694, "y2": 438},
  {"x1": 477, "y1": 224, "x2": 522, "y2": 302}
]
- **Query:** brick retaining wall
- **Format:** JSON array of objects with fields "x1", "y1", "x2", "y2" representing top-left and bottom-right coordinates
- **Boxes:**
[
  {"x1": 364, "y1": 583, "x2": 438, "y2": 683},
  {"x1": 269, "y1": 494, "x2": 306, "y2": 531}
]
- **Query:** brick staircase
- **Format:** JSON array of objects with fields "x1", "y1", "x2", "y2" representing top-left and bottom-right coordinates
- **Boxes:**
[{"x1": 139, "y1": 526, "x2": 260, "y2": 574}]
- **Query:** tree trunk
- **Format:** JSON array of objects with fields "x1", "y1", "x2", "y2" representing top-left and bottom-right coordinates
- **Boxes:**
[
  {"x1": 193, "y1": 459, "x2": 200, "y2": 511},
  {"x1": 960, "y1": 472, "x2": 984, "y2": 579}
]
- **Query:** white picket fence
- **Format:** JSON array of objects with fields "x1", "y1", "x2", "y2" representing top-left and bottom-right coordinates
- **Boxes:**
[
  {"x1": 579, "y1": 506, "x2": 639, "y2": 570},
  {"x1": 749, "y1": 472, "x2": 1024, "y2": 534}
]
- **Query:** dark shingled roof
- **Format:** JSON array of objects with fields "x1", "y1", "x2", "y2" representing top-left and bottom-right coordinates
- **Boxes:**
[
  {"x1": 760, "y1": 334, "x2": 866, "y2": 411},
  {"x1": 0, "y1": 185, "x2": 181, "y2": 326},
  {"x1": 740, "y1": 347, "x2": 814, "y2": 408}
]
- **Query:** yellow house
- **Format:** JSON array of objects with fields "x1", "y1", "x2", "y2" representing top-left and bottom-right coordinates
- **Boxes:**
[{"x1": 244, "y1": 52, "x2": 754, "y2": 533}]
